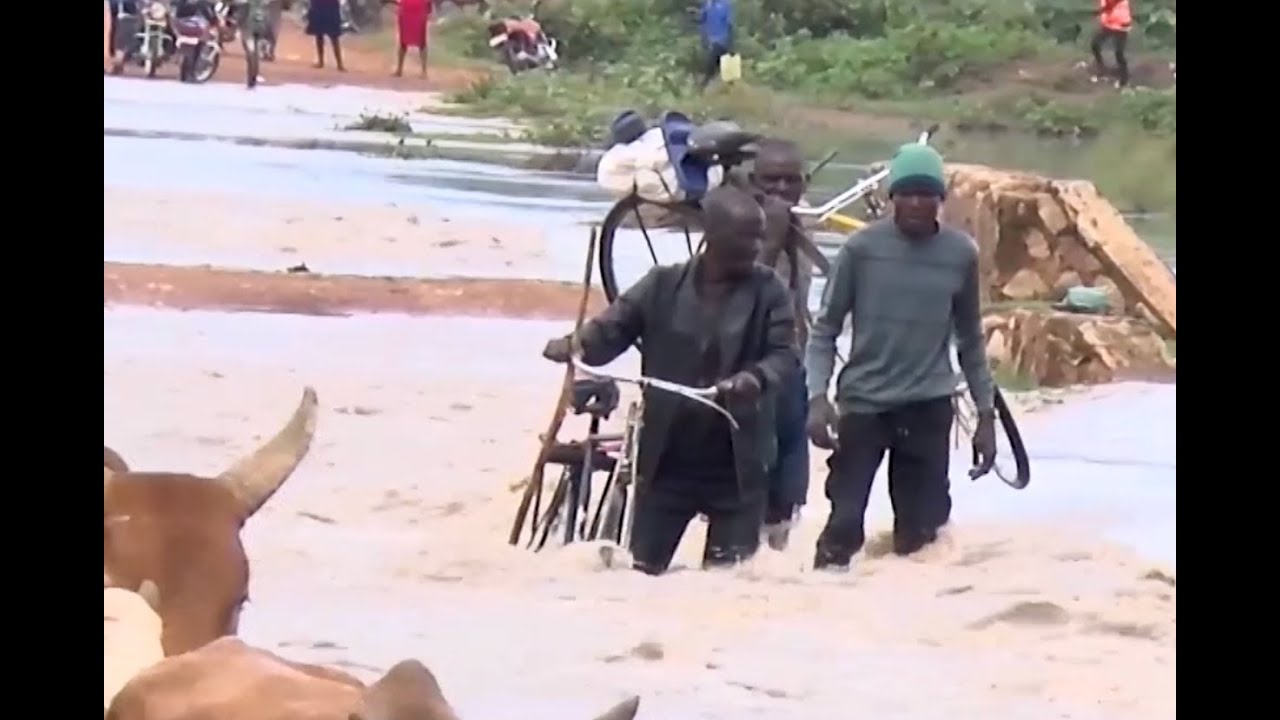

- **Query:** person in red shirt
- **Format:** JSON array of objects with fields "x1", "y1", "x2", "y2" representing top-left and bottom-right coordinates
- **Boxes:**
[
  {"x1": 1090, "y1": 0, "x2": 1132, "y2": 88},
  {"x1": 392, "y1": 0, "x2": 432, "y2": 78}
]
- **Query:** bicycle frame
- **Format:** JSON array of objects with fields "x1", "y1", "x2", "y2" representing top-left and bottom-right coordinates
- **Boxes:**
[
  {"x1": 570, "y1": 357, "x2": 736, "y2": 430},
  {"x1": 529, "y1": 359, "x2": 740, "y2": 552},
  {"x1": 792, "y1": 125, "x2": 939, "y2": 225}
]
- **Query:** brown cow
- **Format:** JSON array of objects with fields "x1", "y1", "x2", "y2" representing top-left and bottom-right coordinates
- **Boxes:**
[
  {"x1": 107, "y1": 637, "x2": 642, "y2": 720},
  {"x1": 104, "y1": 387, "x2": 319, "y2": 657}
]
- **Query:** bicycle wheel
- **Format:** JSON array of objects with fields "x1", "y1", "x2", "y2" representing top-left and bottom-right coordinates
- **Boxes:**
[
  {"x1": 598, "y1": 193, "x2": 702, "y2": 304},
  {"x1": 952, "y1": 386, "x2": 1032, "y2": 490},
  {"x1": 531, "y1": 466, "x2": 571, "y2": 551},
  {"x1": 589, "y1": 401, "x2": 641, "y2": 546},
  {"x1": 598, "y1": 177, "x2": 889, "y2": 305}
]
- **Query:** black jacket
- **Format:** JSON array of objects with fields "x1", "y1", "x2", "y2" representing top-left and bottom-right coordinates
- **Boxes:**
[{"x1": 577, "y1": 258, "x2": 799, "y2": 497}]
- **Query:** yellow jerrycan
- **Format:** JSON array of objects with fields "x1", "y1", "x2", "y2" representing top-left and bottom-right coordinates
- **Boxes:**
[{"x1": 719, "y1": 52, "x2": 742, "y2": 83}]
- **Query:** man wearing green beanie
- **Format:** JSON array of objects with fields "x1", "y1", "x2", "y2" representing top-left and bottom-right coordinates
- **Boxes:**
[{"x1": 803, "y1": 142, "x2": 998, "y2": 570}]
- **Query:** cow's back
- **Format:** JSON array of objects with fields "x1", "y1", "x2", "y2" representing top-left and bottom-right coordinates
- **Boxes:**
[
  {"x1": 107, "y1": 638, "x2": 361, "y2": 720},
  {"x1": 104, "y1": 588, "x2": 164, "y2": 712}
]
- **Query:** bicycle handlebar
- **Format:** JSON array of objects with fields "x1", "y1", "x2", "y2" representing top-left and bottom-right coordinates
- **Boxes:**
[
  {"x1": 570, "y1": 357, "x2": 740, "y2": 430},
  {"x1": 791, "y1": 124, "x2": 940, "y2": 221}
]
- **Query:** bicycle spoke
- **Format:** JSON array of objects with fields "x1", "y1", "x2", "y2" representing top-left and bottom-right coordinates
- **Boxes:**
[{"x1": 630, "y1": 207, "x2": 660, "y2": 265}]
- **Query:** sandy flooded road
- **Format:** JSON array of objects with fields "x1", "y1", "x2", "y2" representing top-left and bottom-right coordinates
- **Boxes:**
[{"x1": 104, "y1": 308, "x2": 1175, "y2": 720}]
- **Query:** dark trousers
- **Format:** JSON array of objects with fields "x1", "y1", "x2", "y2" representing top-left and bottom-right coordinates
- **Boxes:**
[
  {"x1": 108, "y1": 2, "x2": 139, "y2": 57},
  {"x1": 629, "y1": 470, "x2": 764, "y2": 575},
  {"x1": 767, "y1": 366, "x2": 810, "y2": 524},
  {"x1": 700, "y1": 42, "x2": 729, "y2": 88},
  {"x1": 814, "y1": 396, "x2": 954, "y2": 569},
  {"x1": 1090, "y1": 28, "x2": 1130, "y2": 87}
]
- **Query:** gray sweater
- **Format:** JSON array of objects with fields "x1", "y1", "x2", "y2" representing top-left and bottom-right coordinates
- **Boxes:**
[{"x1": 804, "y1": 218, "x2": 996, "y2": 414}]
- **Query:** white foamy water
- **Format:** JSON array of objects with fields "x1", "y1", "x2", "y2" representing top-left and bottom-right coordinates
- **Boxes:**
[{"x1": 104, "y1": 308, "x2": 1175, "y2": 719}]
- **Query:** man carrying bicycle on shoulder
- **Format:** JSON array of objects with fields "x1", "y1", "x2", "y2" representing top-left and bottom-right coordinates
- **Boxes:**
[{"x1": 541, "y1": 185, "x2": 800, "y2": 576}]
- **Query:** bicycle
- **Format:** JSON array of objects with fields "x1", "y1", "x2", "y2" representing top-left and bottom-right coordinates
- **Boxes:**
[
  {"x1": 521, "y1": 357, "x2": 733, "y2": 552},
  {"x1": 593, "y1": 120, "x2": 1031, "y2": 490}
]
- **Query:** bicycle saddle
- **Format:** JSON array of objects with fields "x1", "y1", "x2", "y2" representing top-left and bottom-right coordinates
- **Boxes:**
[
  {"x1": 571, "y1": 378, "x2": 621, "y2": 419},
  {"x1": 687, "y1": 121, "x2": 761, "y2": 159}
]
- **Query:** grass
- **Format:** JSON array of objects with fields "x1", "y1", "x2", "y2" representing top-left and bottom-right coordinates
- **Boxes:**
[{"x1": 994, "y1": 366, "x2": 1040, "y2": 392}]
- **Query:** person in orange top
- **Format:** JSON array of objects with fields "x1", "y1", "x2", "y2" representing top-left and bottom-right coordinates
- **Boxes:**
[{"x1": 1090, "y1": 0, "x2": 1132, "y2": 88}]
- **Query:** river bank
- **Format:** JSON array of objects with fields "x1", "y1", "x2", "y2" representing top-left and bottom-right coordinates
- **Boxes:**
[{"x1": 421, "y1": 1, "x2": 1175, "y2": 215}]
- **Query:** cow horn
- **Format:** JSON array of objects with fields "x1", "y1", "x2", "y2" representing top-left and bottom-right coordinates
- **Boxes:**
[
  {"x1": 592, "y1": 696, "x2": 640, "y2": 720},
  {"x1": 104, "y1": 446, "x2": 130, "y2": 472},
  {"x1": 137, "y1": 580, "x2": 162, "y2": 611},
  {"x1": 217, "y1": 387, "x2": 319, "y2": 518}
]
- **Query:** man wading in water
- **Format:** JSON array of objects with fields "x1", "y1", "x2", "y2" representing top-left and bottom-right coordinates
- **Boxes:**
[
  {"x1": 805, "y1": 144, "x2": 997, "y2": 570},
  {"x1": 542, "y1": 185, "x2": 799, "y2": 576},
  {"x1": 747, "y1": 139, "x2": 821, "y2": 550}
]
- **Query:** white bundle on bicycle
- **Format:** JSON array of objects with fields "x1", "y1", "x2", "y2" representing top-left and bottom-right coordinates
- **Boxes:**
[{"x1": 596, "y1": 127, "x2": 724, "y2": 203}]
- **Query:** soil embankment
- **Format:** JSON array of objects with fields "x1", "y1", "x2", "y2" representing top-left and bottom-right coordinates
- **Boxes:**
[{"x1": 105, "y1": 262, "x2": 604, "y2": 320}]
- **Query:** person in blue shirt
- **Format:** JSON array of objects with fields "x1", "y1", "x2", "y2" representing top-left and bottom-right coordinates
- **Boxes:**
[{"x1": 697, "y1": 0, "x2": 734, "y2": 89}]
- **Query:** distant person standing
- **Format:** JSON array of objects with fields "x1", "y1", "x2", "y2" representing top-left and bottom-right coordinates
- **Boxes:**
[
  {"x1": 1090, "y1": 0, "x2": 1131, "y2": 88},
  {"x1": 392, "y1": 0, "x2": 432, "y2": 78},
  {"x1": 696, "y1": 0, "x2": 734, "y2": 90},
  {"x1": 262, "y1": 0, "x2": 288, "y2": 62},
  {"x1": 306, "y1": 0, "x2": 347, "y2": 71},
  {"x1": 107, "y1": 1, "x2": 139, "y2": 70}
]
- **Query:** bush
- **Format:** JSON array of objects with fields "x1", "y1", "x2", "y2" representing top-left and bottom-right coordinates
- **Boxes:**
[{"x1": 443, "y1": 0, "x2": 1175, "y2": 140}]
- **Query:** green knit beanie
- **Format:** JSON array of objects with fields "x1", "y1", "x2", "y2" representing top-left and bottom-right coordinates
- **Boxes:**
[{"x1": 887, "y1": 143, "x2": 946, "y2": 198}]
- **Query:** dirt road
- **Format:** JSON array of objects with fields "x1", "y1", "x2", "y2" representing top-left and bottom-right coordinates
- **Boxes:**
[{"x1": 103, "y1": 5, "x2": 486, "y2": 91}]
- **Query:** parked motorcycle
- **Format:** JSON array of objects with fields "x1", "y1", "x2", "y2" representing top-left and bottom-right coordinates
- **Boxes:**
[
  {"x1": 486, "y1": 0, "x2": 558, "y2": 74},
  {"x1": 212, "y1": 1, "x2": 239, "y2": 44},
  {"x1": 112, "y1": 0, "x2": 178, "y2": 78},
  {"x1": 173, "y1": 14, "x2": 222, "y2": 83}
]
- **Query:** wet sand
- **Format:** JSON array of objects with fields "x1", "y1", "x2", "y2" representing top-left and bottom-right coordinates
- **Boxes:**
[{"x1": 104, "y1": 308, "x2": 1175, "y2": 720}]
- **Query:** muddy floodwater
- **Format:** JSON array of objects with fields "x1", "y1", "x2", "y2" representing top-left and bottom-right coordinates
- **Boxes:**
[
  {"x1": 104, "y1": 77, "x2": 1174, "y2": 719},
  {"x1": 104, "y1": 309, "x2": 1175, "y2": 720}
]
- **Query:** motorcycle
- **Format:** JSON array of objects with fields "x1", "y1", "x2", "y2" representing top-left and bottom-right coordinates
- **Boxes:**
[
  {"x1": 173, "y1": 14, "x2": 222, "y2": 83},
  {"x1": 486, "y1": 0, "x2": 558, "y2": 74},
  {"x1": 212, "y1": 1, "x2": 239, "y2": 44},
  {"x1": 112, "y1": 0, "x2": 178, "y2": 78}
]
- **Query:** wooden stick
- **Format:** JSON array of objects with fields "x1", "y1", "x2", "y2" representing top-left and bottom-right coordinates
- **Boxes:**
[{"x1": 508, "y1": 225, "x2": 599, "y2": 545}]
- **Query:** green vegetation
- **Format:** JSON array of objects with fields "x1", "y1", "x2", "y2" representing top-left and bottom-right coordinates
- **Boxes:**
[
  {"x1": 433, "y1": 0, "x2": 1176, "y2": 212},
  {"x1": 994, "y1": 366, "x2": 1040, "y2": 392},
  {"x1": 440, "y1": 0, "x2": 1174, "y2": 133},
  {"x1": 345, "y1": 111, "x2": 414, "y2": 134}
]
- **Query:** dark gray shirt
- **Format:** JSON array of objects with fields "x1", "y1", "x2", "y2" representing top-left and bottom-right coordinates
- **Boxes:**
[{"x1": 804, "y1": 218, "x2": 995, "y2": 414}]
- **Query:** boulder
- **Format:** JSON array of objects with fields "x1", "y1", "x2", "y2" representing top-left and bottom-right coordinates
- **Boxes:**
[
  {"x1": 944, "y1": 164, "x2": 1176, "y2": 339},
  {"x1": 982, "y1": 309, "x2": 1175, "y2": 388}
]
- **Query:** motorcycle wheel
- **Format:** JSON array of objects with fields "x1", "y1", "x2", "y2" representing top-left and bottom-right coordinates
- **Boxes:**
[
  {"x1": 178, "y1": 48, "x2": 195, "y2": 82},
  {"x1": 191, "y1": 45, "x2": 220, "y2": 84},
  {"x1": 502, "y1": 46, "x2": 521, "y2": 75},
  {"x1": 145, "y1": 34, "x2": 162, "y2": 78}
]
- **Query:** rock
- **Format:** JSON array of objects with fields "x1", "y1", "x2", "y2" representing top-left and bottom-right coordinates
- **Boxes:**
[
  {"x1": 1051, "y1": 271, "x2": 1082, "y2": 300},
  {"x1": 1092, "y1": 277, "x2": 1126, "y2": 314},
  {"x1": 1023, "y1": 227, "x2": 1053, "y2": 260},
  {"x1": 944, "y1": 164, "x2": 1176, "y2": 340},
  {"x1": 1000, "y1": 268, "x2": 1050, "y2": 301},
  {"x1": 982, "y1": 308, "x2": 1174, "y2": 387},
  {"x1": 1056, "y1": 181, "x2": 1176, "y2": 338}
]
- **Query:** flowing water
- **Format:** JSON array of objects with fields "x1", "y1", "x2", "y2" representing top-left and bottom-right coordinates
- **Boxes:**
[{"x1": 103, "y1": 78, "x2": 1175, "y2": 718}]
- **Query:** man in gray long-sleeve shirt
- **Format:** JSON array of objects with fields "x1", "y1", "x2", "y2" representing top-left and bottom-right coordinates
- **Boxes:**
[{"x1": 804, "y1": 142, "x2": 997, "y2": 569}]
